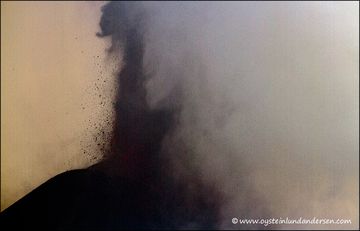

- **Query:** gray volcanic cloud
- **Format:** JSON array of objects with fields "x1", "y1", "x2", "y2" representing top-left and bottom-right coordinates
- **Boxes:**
[{"x1": 101, "y1": 2, "x2": 358, "y2": 229}]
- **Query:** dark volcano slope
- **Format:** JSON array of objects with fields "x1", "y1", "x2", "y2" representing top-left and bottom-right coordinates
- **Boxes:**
[{"x1": 0, "y1": 168, "x2": 218, "y2": 230}]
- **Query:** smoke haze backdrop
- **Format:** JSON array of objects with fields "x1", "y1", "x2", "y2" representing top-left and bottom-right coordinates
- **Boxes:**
[{"x1": 1, "y1": 1, "x2": 358, "y2": 229}]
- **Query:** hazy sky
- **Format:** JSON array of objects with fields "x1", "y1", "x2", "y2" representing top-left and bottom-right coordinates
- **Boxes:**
[{"x1": 1, "y1": 1, "x2": 112, "y2": 210}]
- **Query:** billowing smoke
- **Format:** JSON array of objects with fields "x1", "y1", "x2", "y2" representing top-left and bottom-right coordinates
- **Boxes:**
[{"x1": 95, "y1": 1, "x2": 358, "y2": 229}]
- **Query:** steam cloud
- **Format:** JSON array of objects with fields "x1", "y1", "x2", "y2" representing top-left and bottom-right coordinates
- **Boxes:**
[{"x1": 96, "y1": 2, "x2": 358, "y2": 229}]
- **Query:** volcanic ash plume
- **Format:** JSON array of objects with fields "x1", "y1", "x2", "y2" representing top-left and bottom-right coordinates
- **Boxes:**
[{"x1": 97, "y1": 2, "x2": 358, "y2": 229}]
